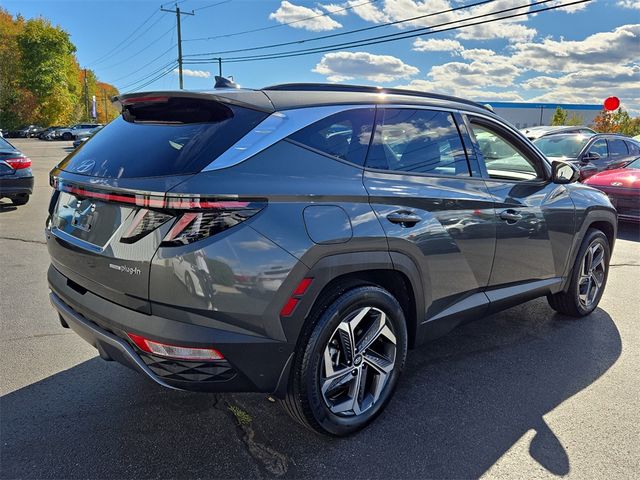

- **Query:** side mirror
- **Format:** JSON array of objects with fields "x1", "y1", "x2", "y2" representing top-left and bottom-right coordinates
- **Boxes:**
[
  {"x1": 581, "y1": 152, "x2": 600, "y2": 163},
  {"x1": 552, "y1": 160, "x2": 580, "y2": 184}
]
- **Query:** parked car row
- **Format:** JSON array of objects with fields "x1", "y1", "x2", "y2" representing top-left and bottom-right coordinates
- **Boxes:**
[{"x1": 1, "y1": 123, "x2": 102, "y2": 140}]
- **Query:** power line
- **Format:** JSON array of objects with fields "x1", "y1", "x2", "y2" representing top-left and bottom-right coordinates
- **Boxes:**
[
  {"x1": 183, "y1": 0, "x2": 496, "y2": 58},
  {"x1": 118, "y1": 60, "x2": 178, "y2": 91},
  {"x1": 183, "y1": 0, "x2": 380, "y2": 42},
  {"x1": 194, "y1": 0, "x2": 232, "y2": 12},
  {"x1": 184, "y1": 0, "x2": 588, "y2": 64},
  {"x1": 87, "y1": 9, "x2": 159, "y2": 65},
  {"x1": 89, "y1": 12, "x2": 167, "y2": 67},
  {"x1": 125, "y1": 63, "x2": 178, "y2": 93},
  {"x1": 109, "y1": 45, "x2": 176, "y2": 83},
  {"x1": 99, "y1": 24, "x2": 176, "y2": 71}
]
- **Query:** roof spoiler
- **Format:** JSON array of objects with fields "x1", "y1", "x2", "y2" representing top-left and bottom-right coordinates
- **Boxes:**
[{"x1": 111, "y1": 90, "x2": 274, "y2": 113}]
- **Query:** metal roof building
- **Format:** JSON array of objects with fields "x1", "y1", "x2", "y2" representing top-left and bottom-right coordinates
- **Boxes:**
[{"x1": 484, "y1": 102, "x2": 602, "y2": 129}]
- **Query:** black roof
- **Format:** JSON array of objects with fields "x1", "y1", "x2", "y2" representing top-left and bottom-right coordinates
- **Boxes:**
[
  {"x1": 115, "y1": 83, "x2": 496, "y2": 116},
  {"x1": 261, "y1": 83, "x2": 493, "y2": 114}
]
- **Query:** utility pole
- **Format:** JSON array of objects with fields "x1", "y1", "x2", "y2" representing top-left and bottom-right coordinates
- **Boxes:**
[
  {"x1": 102, "y1": 90, "x2": 109, "y2": 124},
  {"x1": 83, "y1": 69, "x2": 89, "y2": 119},
  {"x1": 218, "y1": 57, "x2": 222, "y2": 77},
  {"x1": 161, "y1": 3, "x2": 194, "y2": 89}
]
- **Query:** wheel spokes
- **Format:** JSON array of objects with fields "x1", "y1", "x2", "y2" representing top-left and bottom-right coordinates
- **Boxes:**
[{"x1": 320, "y1": 306, "x2": 397, "y2": 417}]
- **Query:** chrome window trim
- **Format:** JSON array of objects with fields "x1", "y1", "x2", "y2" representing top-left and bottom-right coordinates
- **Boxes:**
[{"x1": 202, "y1": 104, "x2": 375, "y2": 172}]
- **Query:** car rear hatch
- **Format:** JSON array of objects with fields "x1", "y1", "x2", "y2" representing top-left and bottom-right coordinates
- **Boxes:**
[{"x1": 47, "y1": 91, "x2": 273, "y2": 313}]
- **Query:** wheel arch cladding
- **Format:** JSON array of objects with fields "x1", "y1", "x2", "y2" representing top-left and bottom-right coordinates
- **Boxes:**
[{"x1": 288, "y1": 251, "x2": 422, "y2": 350}]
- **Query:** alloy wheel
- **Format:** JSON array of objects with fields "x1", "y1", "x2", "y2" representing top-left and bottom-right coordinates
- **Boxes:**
[
  {"x1": 320, "y1": 306, "x2": 397, "y2": 417},
  {"x1": 578, "y1": 241, "x2": 606, "y2": 309}
]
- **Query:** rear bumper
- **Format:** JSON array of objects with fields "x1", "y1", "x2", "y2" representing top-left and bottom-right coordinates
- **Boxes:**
[
  {"x1": 48, "y1": 265, "x2": 293, "y2": 394},
  {"x1": 0, "y1": 175, "x2": 34, "y2": 196}
]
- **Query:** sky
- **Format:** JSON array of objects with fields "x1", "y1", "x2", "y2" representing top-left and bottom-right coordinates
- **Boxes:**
[{"x1": 2, "y1": 0, "x2": 639, "y2": 112}]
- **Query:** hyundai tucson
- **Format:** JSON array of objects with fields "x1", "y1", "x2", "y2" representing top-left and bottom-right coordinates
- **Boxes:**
[{"x1": 46, "y1": 84, "x2": 617, "y2": 436}]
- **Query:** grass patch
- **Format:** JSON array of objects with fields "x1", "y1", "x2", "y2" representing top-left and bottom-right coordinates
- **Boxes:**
[{"x1": 228, "y1": 404, "x2": 252, "y2": 426}]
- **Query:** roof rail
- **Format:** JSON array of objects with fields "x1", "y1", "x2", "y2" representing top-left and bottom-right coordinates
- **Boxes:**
[{"x1": 262, "y1": 83, "x2": 491, "y2": 111}]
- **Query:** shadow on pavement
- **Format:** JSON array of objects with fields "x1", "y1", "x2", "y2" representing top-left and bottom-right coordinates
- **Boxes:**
[
  {"x1": 617, "y1": 221, "x2": 640, "y2": 242},
  {"x1": 1, "y1": 299, "x2": 621, "y2": 479}
]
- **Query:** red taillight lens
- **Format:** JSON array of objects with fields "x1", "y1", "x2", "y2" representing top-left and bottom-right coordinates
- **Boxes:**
[
  {"x1": 161, "y1": 204, "x2": 264, "y2": 247},
  {"x1": 127, "y1": 333, "x2": 224, "y2": 361},
  {"x1": 4, "y1": 156, "x2": 31, "y2": 169},
  {"x1": 56, "y1": 181, "x2": 265, "y2": 246}
]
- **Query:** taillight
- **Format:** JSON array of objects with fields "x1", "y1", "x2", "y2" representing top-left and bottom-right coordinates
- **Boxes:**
[
  {"x1": 4, "y1": 156, "x2": 31, "y2": 169},
  {"x1": 120, "y1": 209, "x2": 173, "y2": 244},
  {"x1": 56, "y1": 180, "x2": 265, "y2": 246},
  {"x1": 161, "y1": 204, "x2": 263, "y2": 247},
  {"x1": 127, "y1": 333, "x2": 224, "y2": 361}
]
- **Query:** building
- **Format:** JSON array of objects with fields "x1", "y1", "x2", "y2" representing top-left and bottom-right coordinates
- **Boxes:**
[{"x1": 483, "y1": 102, "x2": 602, "y2": 129}]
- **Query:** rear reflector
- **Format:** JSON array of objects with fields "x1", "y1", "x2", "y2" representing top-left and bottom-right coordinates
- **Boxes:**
[
  {"x1": 280, "y1": 278, "x2": 313, "y2": 317},
  {"x1": 280, "y1": 298, "x2": 299, "y2": 317},
  {"x1": 127, "y1": 333, "x2": 224, "y2": 361},
  {"x1": 4, "y1": 156, "x2": 31, "y2": 170}
]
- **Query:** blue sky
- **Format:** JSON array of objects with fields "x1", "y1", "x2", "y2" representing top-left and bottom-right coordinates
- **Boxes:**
[{"x1": 3, "y1": 0, "x2": 639, "y2": 111}]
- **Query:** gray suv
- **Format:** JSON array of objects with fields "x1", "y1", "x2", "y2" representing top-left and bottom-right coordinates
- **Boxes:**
[{"x1": 46, "y1": 84, "x2": 617, "y2": 436}]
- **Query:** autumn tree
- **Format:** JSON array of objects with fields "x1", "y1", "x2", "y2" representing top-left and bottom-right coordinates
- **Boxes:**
[
  {"x1": 0, "y1": 9, "x2": 118, "y2": 128},
  {"x1": 551, "y1": 106, "x2": 568, "y2": 126}
]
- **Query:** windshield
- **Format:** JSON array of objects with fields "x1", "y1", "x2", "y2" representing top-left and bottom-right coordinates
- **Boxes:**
[
  {"x1": 533, "y1": 135, "x2": 590, "y2": 158},
  {"x1": 626, "y1": 157, "x2": 640, "y2": 169}
]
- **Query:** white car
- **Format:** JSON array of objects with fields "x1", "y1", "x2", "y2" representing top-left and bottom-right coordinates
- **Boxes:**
[{"x1": 53, "y1": 123, "x2": 102, "y2": 141}]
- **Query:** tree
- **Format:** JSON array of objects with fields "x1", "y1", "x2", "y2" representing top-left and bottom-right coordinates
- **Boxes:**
[
  {"x1": 566, "y1": 113, "x2": 584, "y2": 126},
  {"x1": 0, "y1": 9, "x2": 119, "y2": 128},
  {"x1": 551, "y1": 106, "x2": 567, "y2": 126},
  {"x1": 591, "y1": 108, "x2": 640, "y2": 135}
]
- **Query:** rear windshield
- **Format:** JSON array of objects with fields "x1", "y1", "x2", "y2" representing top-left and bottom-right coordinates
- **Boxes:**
[
  {"x1": 533, "y1": 135, "x2": 590, "y2": 158},
  {"x1": 59, "y1": 98, "x2": 268, "y2": 178}
]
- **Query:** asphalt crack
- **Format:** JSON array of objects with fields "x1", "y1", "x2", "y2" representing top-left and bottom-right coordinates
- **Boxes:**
[
  {"x1": 0, "y1": 236, "x2": 46, "y2": 245},
  {"x1": 224, "y1": 399, "x2": 289, "y2": 477}
]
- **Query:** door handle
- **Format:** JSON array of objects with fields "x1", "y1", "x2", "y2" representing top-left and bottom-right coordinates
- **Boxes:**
[
  {"x1": 386, "y1": 211, "x2": 421, "y2": 227},
  {"x1": 499, "y1": 209, "x2": 523, "y2": 223}
]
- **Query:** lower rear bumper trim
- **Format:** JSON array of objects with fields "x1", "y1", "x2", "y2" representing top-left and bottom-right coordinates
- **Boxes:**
[{"x1": 49, "y1": 291, "x2": 180, "y2": 390}]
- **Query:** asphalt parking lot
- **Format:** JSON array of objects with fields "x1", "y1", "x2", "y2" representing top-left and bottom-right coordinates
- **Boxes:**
[{"x1": 1, "y1": 138, "x2": 639, "y2": 479}]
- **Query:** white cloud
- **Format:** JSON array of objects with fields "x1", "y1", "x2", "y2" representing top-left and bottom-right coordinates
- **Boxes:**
[
  {"x1": 269, "y1": 1, "x2": 342, "y2": 31},
  {"x1": 396, "y1": 23, "x2": 640, "y2": 112},
  {"x1": 396, "y1": 79, "x2": 525, "y2": 102},
  {"x1": 347, "y1": 0, "x2": 539, "y2": 43},
  {"x1": 617, "y1": 0, "x2": 640, "y2": 9},
  {"x1": 173, "y1": 68, "x2": 210, "y2": 78},
  {"x1": 412, "y1": 37, "x2": 464, "y2": 52},
  {"x1": 321, "y1": 3, "x2": 349, "y2": 15},
  {"x1": 510, "y1": 24, "x2": 640, "y2": 73},
  {"x1": 312, "y1": 51, "x2": 419, "y2": 82}
]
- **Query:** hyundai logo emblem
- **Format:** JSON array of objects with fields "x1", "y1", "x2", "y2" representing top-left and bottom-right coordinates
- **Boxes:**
[{"x1": 74, "y1": 159, "x2": 95, "y2": 173}]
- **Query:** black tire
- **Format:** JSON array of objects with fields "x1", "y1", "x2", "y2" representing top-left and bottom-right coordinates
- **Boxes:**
[
  {"x1": 62, "y1": 132, "x2": 73, "y2": 141},
  {"x1": 282, "y1": 285, "x2": 408, "y2": 436},
  {"x1": 547, "y1": 228, "x2": 610, "y2": 317},
  {"x1": 11, "y1": 194, "x2": 29, "y2": 206}
]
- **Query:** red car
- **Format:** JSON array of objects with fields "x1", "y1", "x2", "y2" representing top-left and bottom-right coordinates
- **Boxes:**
[{"x1": 584, "y1": 157, "x2": 640, "y2": 222}]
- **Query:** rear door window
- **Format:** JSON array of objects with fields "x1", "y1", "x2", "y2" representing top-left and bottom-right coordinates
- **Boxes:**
[
  {"x1": 609, "y1": 138, "x2": 628, "y2": 157},
  {"x1": 287, "y1": 109, "x2": 375, "y2": 166},
  {"x1": 365, "y1": 108, "x2": 469, "y2": 176},
  {"x1": 60, "y1": 98, "x2": 269, "y2": 178}
]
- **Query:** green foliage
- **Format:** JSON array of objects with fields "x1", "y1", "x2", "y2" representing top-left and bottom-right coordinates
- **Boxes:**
[
  {"x1": 551, "y1": 107, "x2": 568, "y2": 126},
  {"x1": 566, "y1": 113, "x2": 584, "y2": 126},
  {"x1": 0, "y1": 8, "x2": 118, "y2": 128}
]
